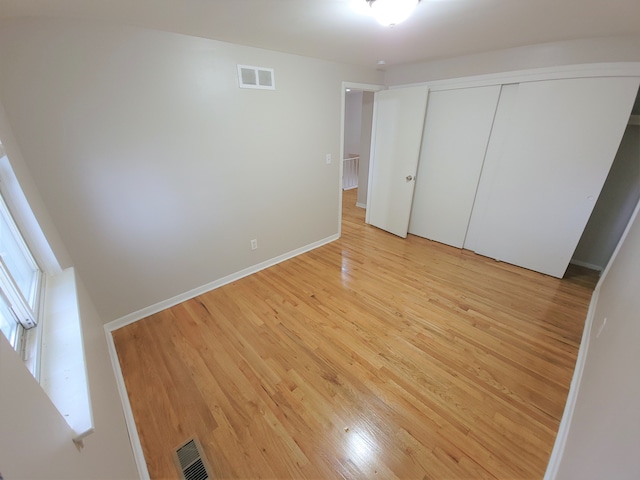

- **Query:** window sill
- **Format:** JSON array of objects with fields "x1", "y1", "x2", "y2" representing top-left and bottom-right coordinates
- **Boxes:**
[{"x1": 39, "y1": 267, "x2": 94, "y2": 442}]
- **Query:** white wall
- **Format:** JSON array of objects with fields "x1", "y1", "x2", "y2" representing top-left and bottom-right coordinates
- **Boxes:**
[
  {"x1": 555, "y1": 200, "x2": 640, "y2": 479},
  {"x1": 0, "y1": 18, "x2": 381, "y2": 323},
  {"x1": 343, "y1": 90, "x2": 363, "y2": 157},
  {"x1": 0, "y1": 274, "x2": 138, "y2": 479},
  {"x1": 573, "y1": 124, "x2": 640, "y2": 269},
  {"x1": 0, "y1": 100, "x2": 72, "y2": 273},
  {"x1": 357, "y1": 91, "x2": 374, "y2": 207},
  {"x1": 385, "y1": 36, "x2": 640, "y2": 85},
  {"x1": 0, "y1": 91, "x2": 137, "y2": 478}
]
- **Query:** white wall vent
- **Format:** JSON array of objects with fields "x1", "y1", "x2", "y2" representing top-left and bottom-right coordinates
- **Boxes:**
[{"x1": 237, "y1": 65, "x2": 275, "y2": 90}]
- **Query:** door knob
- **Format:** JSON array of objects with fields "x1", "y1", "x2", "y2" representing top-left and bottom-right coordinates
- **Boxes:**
[{"x1": 406, "y1": 175, "x2": 414, "y2": 181}]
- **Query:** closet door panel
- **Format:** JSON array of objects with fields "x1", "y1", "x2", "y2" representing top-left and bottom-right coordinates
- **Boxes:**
[
  {"x1": 464, "y1": 84, "x2": 519, "y2": 252},
  {"x1": 467, "y1": 76, "x2": 640, "y2": 277},
  {"x1": 366, "y1": 86, "x2": 429, "y2": 238},
  {"x1": 409, "y1": 85, "x2": 501, "y2": 248}
]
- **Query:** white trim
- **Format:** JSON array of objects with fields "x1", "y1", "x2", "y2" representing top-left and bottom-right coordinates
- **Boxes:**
[
  {"x1": 40, "y1": 268, "x2": 94, "y2": 440},
  {"x1": 104, "y1": 327, "x2": 150, "y2": 480},
  {"x1": 390, "y1": 62, "x2": 640, "y2": 92},
  {"x1": 365, "y1": 94, "x2": 378, "y2": 225},
  {"x1": 569, "y1": 259, "x2": 603, "y2": 272},
  {"x1": 598, "y1": 199, "x2": 640, "y2": 284},
  {"x1": 544, "y1": 286, "x2": 598, "y2": 480},
  {"x1": 105, "y1": 233, "x2": 339, "y2": 332},
  {"x1": 545, "y1": 194, "x2": 640, "y2": 479},
  {"x1": 0, "y1": 155, "x2": 62, "y2": 275},
  {"x1": 339, "y1": 86, "x2": 345, "y2": 237},
  {"x1": 342, "y1": 82, "x2": 387, "y2": 92},
  {"x1": 32, "y1": 275, "x2": 47, "y2": 380},
  {"x1": 356, "y1": 202, "x2": 366, "y2": 209}
]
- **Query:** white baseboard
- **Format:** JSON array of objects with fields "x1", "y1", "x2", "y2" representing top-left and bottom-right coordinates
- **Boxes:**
[
  {"x1": 343, "y1": 186, "x2": 357, "y2": 191},
  {"x1": 544, "y1": 286, "x2": 600, "y2": 480},
  {"x1": 104, "y1": 327, "x2": 150, "y2": 480},
  {"x1": 355, "y1": 202, "x2": 366, "y2": 209},
  {"x1": 569, "y1": 259, "x2": 603, "y2": 272},
  {"x1": 103, "y1": 234, "x2": 339, "y2": 480},
  {"x1": 105, "y1": 233, "x2": 339, "y2": 333}
]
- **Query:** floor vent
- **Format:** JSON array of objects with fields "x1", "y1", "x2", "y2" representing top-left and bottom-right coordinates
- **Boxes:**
[{"x1": 175, "y1": 438, "x2": 209, "y2": 480}]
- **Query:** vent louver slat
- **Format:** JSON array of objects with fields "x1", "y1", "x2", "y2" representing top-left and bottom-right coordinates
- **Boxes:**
[
  {"x1": 184, "y1": 459, "x2": 208, "y2": 480},
  {"x1": 175, "y1": 438, "x2": 209, "y2": 480}
]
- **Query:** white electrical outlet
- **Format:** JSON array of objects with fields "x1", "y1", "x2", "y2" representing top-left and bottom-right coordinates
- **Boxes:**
[
  {"x1": 250, "y1": 239, "x2": 258, "y2": 250},
  {"x1": 325, "y1": 153, "x2": 332, "y2": 165}
]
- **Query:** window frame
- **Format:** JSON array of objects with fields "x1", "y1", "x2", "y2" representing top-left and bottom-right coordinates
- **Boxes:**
[{"x1": 0, "y1": 185, "x2": 44, "y2": 359}]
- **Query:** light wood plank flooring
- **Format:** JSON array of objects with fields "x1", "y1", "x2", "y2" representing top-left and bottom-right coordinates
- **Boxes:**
[{"x1": 113, "y1": 188, "x2": 598, "y2": 479}]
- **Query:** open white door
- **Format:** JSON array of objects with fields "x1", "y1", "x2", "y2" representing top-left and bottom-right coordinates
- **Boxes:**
[{"x1": 366, "y1": 86, "x2": 428, "y2": 238}]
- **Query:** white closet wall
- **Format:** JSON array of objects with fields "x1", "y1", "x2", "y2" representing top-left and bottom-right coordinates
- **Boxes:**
[
  {"x1": 464, "y1": 77, "x2": 640, "y2": 277},
  {"x1": 409, "y1": 85, "x2": 501, "y2": 248}
]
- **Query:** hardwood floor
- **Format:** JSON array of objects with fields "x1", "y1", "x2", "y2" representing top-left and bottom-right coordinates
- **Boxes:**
[{"x1": 113, "y1": 188, "x2": 598, "y2": 479}]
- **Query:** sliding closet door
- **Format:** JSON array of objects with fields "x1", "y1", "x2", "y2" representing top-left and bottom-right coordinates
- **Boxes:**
[
  {"x1": 466, "y1": 76, "x2": 640, "y2": 277},
  {"x1": 367, "y1": 86, "x2": 428, "y2": 238},
  {"x1": 409, "y1": 85, "x2": 501, "y2": 248}
]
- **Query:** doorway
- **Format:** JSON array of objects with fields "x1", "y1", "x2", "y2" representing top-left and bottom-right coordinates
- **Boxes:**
[{"x1": 339, "y1": 82, "x2": 382, "y2": 232}]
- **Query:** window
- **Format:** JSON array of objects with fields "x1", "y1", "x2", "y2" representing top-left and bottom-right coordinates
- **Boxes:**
[
  {"x1": 0, "y1": 144, "x2": 93, "y2": 439},
  {"x1": 0, "y1": 188, "x2": 43, "y2": 355}
]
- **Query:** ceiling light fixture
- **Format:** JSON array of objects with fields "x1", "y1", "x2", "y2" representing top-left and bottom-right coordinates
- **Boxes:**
[{"x1": 367, "y1": 0, "x2": 421, "y2": 27}]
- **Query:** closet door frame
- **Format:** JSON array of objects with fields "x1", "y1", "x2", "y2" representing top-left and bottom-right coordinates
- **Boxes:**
[{"x1": 414, "y1": 63, "x2": 640, "y2": 93}]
